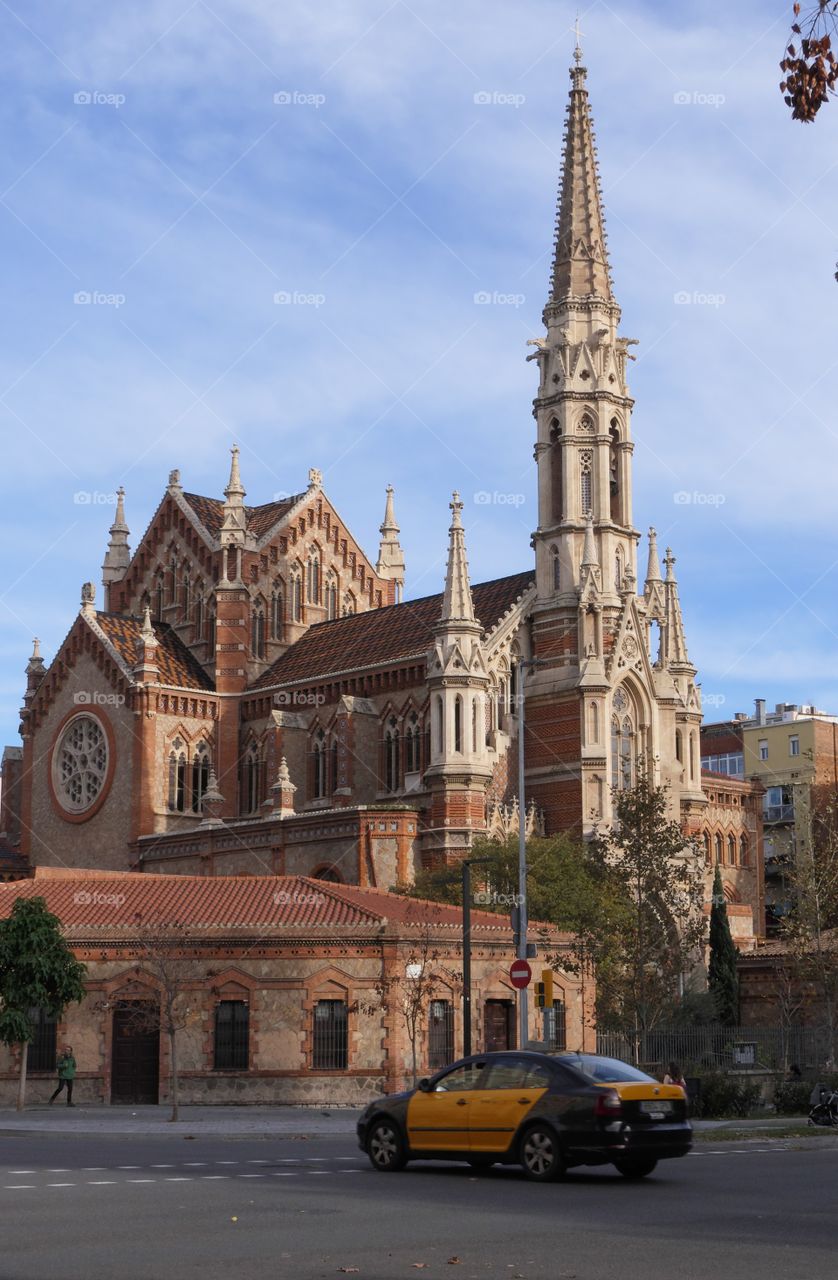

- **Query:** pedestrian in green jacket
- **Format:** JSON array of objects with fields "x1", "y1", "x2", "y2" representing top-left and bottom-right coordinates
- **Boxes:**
[{"x1": 49, "y1": 1046, "x2": 76, "y2": 1107}]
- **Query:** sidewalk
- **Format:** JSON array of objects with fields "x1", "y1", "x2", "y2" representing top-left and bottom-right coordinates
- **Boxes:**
[
  {"x1": 0, "y1": 1104, "x2": 363, "y2": 1137},
  {"x1": 692, "y1": 1116, "x2": 812, "y2": 1131}
]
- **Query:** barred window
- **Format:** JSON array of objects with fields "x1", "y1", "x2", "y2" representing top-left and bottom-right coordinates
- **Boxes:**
[
  {"x1": 28, "y1": 1007, "x2": 57, "y2": 1072},
  {"x1": 214, "y1": 1000, "x2": 249, "y2": 1070},
  {"x1": 313, "y1": 1000, "x2": 348, "y2": 1069},
  {"x1": 543, "y1": 1001, "x2": 566, "y2": 1051},
  {"x1": 428, "y1": 999, "x2": 454, "y2": 1071}
]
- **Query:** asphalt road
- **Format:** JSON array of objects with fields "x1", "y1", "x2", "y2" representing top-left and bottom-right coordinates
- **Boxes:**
[{"x1": 0, "y1": 1130, "x2": 835, "y2": 1280}]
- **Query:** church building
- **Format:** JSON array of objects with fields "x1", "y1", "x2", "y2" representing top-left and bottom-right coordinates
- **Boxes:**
[{"x1": 0, "y1": 50, "x2": 763, "y2": 946}]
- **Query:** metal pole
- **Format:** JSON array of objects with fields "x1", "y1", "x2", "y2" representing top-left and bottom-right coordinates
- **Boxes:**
[
  {"x1": 517, "y1": 663, "x2": 528, "y2": 1050},
  {"x1": 462, "y1": 859, "x2": 472, "y2": 1058}
]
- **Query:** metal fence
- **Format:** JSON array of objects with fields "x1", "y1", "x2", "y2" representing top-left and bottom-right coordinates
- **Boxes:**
[{"x1": 596, "y1": 1025, "x2": 833, "y2": 1073}]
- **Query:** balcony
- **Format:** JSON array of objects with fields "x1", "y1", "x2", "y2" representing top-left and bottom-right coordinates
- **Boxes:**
[{"x1": 763, "y1": 803, "x2": 794, "y2": 824}]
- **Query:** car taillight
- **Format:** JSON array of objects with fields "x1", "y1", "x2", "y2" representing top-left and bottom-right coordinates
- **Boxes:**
[{"x1": 594, "y1": 1089, "x2": 622, "y2": 1118}]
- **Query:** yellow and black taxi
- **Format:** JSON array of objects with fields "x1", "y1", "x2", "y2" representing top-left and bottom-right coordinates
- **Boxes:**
[{"x1": 357, "y1": 1050, "x2": 691, "y2": 1181}]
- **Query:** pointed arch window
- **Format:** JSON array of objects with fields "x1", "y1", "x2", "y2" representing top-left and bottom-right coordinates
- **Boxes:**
[
  {"x1": 609, "y1": 420, "x2": 621, "y2": 523},
  {"x1": 191, "y1": 743, "x2": 210, "y2": 813},
  {"x1": 168, "y1": 557, "x2": 178, "y2": 604},
  {"x1": 728, "y1": 834, "x2": 737, "y2": 866},
  {"x1": 331, "y1": 738, "x2": 339, "y2": 792},
  {"x1": 270, "y1": 586, "x2": 284, "y2": 641},
  {"x1": 384, "y1": 717, "x2": 400, "y2": 792},
  {"x1": 291, "y1": 574, "x2": 302, "y2": 623},
  {"x1": 435, "y1": 695, "x2": 444, "y2": 755},
  {"x1": 251, "y1": 600, "x2": 266, "y2": 660},
  {"x1": 308, "y1": 554, "x2": 321, "y2": 605},
  {"x1": 704, "y1": 833, "x2": 712, "y2": 866},
  {"x1": 155, "y1": 574, "x2": 165, "y2": 621},
  {"x1": 182, "y1": 570, "x2": 191, "y2": 622},
  {"x1": 244, "y1": 743, "x2": 262, "y2": 814},
  {"x1": 610, "y1": 688, "x2": 635, "y2": 792},
  {"x1": 312, "y1": 729, "x2": 327, "y2": 800},
  {"x1": 471, "y1": 696, "x2": 479, "y2": 753},
  {"x1": 740, "y1": 834, "x2": 749, "y2": 867},
  {"x1": 207, "y1": 606, "x2": 216, "y2": 654},
  {"x1": 454, "y1": 696, "x2": 463, "y2": 754},
  {"x1": 580, "y1": 451, "x2": 593, "y2": 515},
  {"x1": 194, "y1": 589, "x2": 204, "y2": 639},
  {"x1": 168, "y1": 738, "x2": 187, "y2": 812},
  {"x1": 715, "y1": 834, "x2": 723, "y2": 865},
  {"x1": 325, "y1": 574, "x2": 338, "y2": 621},
  {"x1": 405, "y1": 712, "x2": 421, "y2": 773},
  {"x1": 342, "y1": 591, "x2": 356, "y2": 617},
  {"x1": 615, "y1": 547, "x2": 624, "y2": 593},
  {"x1": 551, "y1": 545, "x2": 561, "y2": 592}
]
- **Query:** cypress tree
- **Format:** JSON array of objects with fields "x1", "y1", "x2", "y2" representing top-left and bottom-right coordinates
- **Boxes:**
[{"x1": 708, "y1": 866, "x2": 739, "y2": 1025}]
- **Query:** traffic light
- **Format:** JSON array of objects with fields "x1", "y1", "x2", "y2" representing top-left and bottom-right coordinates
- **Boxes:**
[{"x1": 534, "y1": 969, "x2": 554, "y2": 1009}]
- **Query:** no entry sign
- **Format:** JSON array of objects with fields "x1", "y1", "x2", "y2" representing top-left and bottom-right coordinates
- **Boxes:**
[{"x1": 509, "y1": 959, "x2": 532, "y2": 989}]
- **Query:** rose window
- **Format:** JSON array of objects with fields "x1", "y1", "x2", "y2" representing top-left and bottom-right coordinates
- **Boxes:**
[{"x1": 53, "y1": 715, "x2": 108, "y2": 813}]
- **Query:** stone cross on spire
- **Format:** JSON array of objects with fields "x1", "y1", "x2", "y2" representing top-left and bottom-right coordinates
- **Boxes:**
[
  {"x1": 439, "y1": 491, "x2": 476, "y2": 625},
  {"x1": 547, "y1": 41, "x2": 614, "y2": 307}
]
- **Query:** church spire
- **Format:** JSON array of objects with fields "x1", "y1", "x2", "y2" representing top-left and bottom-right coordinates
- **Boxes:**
[
  {"x1": 220, "y1": 444, "x2": 251, "y2": 570},
  {"x1": 662, "y1": 547, "x2": 691, "y2": 668},
  {"x1": 102, "y1": 486, "x2": 131, "y2": 605},
  {"x1": 439, "y1": 492, "x2": 476, "y2": 626},
  {"x1": 645, "y1": 526, "x2": 663, "y2": 584},
  {"x1": 547, "y1": 46, "x2": 614, "y2": 309},
  {"x1": 375, "y1": 484, "x2": 406, "y2": 603}
]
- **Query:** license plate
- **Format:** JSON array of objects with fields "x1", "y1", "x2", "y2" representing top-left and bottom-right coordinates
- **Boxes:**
[{"x1": 640, "y1": 1100, "x2": 672, "y2": 1118}]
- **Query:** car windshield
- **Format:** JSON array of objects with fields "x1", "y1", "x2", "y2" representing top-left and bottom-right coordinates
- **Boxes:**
[{"x1": 557, "y1": 1054, "x2": 655, "y2": 1084}]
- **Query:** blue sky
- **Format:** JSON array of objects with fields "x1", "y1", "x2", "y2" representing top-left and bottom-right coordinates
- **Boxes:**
[{"x1": 1, "y1": 0, "x2": 836, "y2": 747}]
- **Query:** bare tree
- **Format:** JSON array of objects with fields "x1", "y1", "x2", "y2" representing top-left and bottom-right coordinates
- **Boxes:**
[
  {"x1": 121, "y1": 915, "x2": 202, "y2": 1121},
  {"x1": 780, "y1": 3, "x2": 838, "y2": 124}
]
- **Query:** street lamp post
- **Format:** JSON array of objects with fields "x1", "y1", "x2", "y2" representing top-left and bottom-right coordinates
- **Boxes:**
[{"x1": 461, "y1": 856, "x2": 491, "y2": 1058}]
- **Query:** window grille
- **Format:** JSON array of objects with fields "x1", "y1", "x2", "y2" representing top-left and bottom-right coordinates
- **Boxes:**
[
  {"x1": 214, "y1": 1000, "x2": 249, "y2": 1070},
  {"x1": 543, "y1": 1002, "x2": 567, "y2": 1051},
  {"x1": 27, "y1": 1008, "x2": 57, "y2": 1072},
  {"x1": 428, "y1": 999, "x2": 454, "y2": 1071},
  {"x1": 313, "y1": 1000, "x2": 348, "y2": 1069}
]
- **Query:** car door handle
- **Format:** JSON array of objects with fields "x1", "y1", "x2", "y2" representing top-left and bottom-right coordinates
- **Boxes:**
[
  {"x1": 456, "y1": 1099, "x2": 468, "y2": 1106},
  {"x1": 518, "y1": 1098, "x2": 531, "y2": 1105}
]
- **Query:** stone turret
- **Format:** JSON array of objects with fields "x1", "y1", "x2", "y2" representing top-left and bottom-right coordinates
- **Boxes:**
[
  {"x1": 375, "y1": 485, "x2": 405, "y2": 603},
  {"x1": 102, "y1": 487, "x2": 131, "y2": 608}
]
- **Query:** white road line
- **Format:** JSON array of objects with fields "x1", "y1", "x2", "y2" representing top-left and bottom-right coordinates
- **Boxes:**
[
  {"x1": 127, "y1": 1179, "x2": 155, "y2": 1184},
  {"x1": 165, "y1": 1177, "x2": 192, "y2": 1182},
  {"x1": 306, "y1": 1157, "x2": 328, "y2": 1161},
  {"x1": 117, "y1": 1166, "x2": 140, "y2": 1169},
  {"x1": 82, "y1": 1167, "x2": 107, "y2": 1171},
  {"x1": 275, "y1": 1159, "x2": 300, "y2": 1164},
  {"x1": 214, "y1": 1160, "x2": 238, "y2": 1165},
  {"x1": 47, "y1": 1168, "x2": 70, "y2": 1172},
  {"x1": 9, "y1": 1170, "x2": 34, "y2": 1174},
  {"x1": 237, "y1": 1174, "x2": 265, "y2": 1178},
  {"x1": 335, "y1": 1156, "x2": 359, "y2": 1161},
  {"x1": 307, "y1": 1170, "x2": 332, "y2": 1175},
  {"x1": 201, "y1": 1175, "x2": 229, "y2": 1180},
  {"x1": 270, "y1": 1172, "x2": 297, "y2": 1177},
  {"x1": 150, "y1": 1164, "x2": 174, "y2": 1168},
  {"x1": 47, "y1": 1183, "x2": 75, "y2": 1188},
  {"x1": 87, "y1": 1181, "x2": 117, "y2": 1186},
  {"x1": 246, "y1": 1159, "x2": 269, "y2": 1164},
  {"x1": 183, "y1": 1162, "x2": 207, "y2": 1166},
  {"x1": 4, "y1": 1185, "x2": 35, "y2": 1190}
]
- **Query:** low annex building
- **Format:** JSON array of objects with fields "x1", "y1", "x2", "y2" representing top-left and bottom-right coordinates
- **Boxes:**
[{"x1": 0, "y1": 870, "x2": 592, "y2": 1107}]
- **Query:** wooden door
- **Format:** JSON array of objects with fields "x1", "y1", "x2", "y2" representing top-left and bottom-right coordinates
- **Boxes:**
[
  {"x1": 111, "y1": 1002, "x2": 160, "y2": 1104},
  {"x1": 483, "y1": 1000, "x2": 516, "y2": 1053}
]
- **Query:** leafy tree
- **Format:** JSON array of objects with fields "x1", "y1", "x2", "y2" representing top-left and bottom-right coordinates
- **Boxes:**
[
  {"x1": 0, "y1": 897, "x2": 86, "y2": 1111},
  {"x1": 587, "y1": 779, "x2": 706, "y2": 1046},
  {"x1": 708, "y1": 866, "x2": 739, "y2": 1025}
]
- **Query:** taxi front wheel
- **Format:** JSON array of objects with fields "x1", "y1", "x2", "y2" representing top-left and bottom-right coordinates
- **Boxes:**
[
  {"x1": 520, "y1": 1124, "x2": 565, "y2": 1182},
  {"x1": 367, "y1": 1118, "x2": 408, "y2": 1172}
]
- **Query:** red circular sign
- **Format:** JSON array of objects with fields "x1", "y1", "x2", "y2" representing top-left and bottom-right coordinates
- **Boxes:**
[{"x1": 509, "y1": 959, "x2": 532, "y2": 989}]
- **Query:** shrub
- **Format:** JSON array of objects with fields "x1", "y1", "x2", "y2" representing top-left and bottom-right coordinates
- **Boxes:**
[
  {"x1": 692, "y1": 1071, "x2": 762, "y2": 1118},
  {"x1": 774, "y1": 1074, "x2": 838, "y2": 1115}
]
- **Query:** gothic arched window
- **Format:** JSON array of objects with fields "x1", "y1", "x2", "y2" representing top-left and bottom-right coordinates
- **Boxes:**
[
  {"x1": 194, "y1": 589, "x2": 204, "y2": 639},
  {"x1": 384, "y1": 717, "x2": 399, "y2": 792},
  {"x1": 728, "y1": 834, "x2": 737, "y2": 866},
  {"x1": 168, "y1": 738, "x2": 186, "y2": 812},
  {"x1": 244, "y1": 743, "x2": 262, "y2": 814},
  {"x1": 291, "y1": 573, "x2": 302, "y2": 622},
  {"x1": 312, "y1": 729, "x2": 327, "y2": 800},
  {"x1": 551, "y1": 545, "x2": 561, "y2": 592},
  {"x1": 704, "y1": 832, "x2": 712, "y2": 865},
  {"x1": 405, "y1": 712, "x2": 421, "y2": 773},
  {"x1": 325, "y1": 573, "x2": 338, "y2": 620},
  {"x1": 715, "y1": 834, "x2": 723, "y2": 865},
  {"x1": 740, "y1": 834, "x2": 749, "y2": 867},
  {"x1": 454, "y1": 696, "x2": 463, "y2": 754},
  {"x1": 251, "y1": 601, "x2": 265, "y2": 660},
  {"x1": 308, "y1": 554, "x2": 320, "y2": 605},
  {"x1": 549, "y1": 416, "x2": 563, "y2": 524},
  {"x1": 191, "y1": 743, "x2": 210, "y2": 813},
  {"x1": 207, "y1": 606, "x2": 216, "y2": 654},
  {"x1": 342, "y1": 591, "x2": 355, "y2": 617},
  {"x1": 615, "y1": 547, "x2": 624, "y2": 593},
  {"x1": 580, "y1": 451, "x2": 593, "y2": 515},
  {"x1": 155, "y1": 574, "x2": 165, "y2": 621},
  {"x1": 609, "y1": 420, "x2": 621, "y2": 523},
  {"x1": 182, "y1": 571, "x2": 191, "y2": 622},
  {"x1": 271, "y1": 586, "x2": 283, "y2": 641},
  {"x1": 610, "y1": 688, "x2": 635, "y2": 792},
  {"x1": 435, "y1": 695, "x2": 444, "y2": 754}
]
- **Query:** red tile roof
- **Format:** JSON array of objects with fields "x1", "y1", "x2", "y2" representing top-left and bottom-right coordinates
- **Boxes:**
[
  {"x1": 182, "y1": 492, "x2": 303, "y2": 541},
  {"x1": 254, "y1": 570, "x2": 534, "y2": 689},
  {"x1": 96, "y1": 614, "x2": 214, "y2": 691},
  {"x1": 0, "y1": 871, "x2": 515, "y2": 937}
]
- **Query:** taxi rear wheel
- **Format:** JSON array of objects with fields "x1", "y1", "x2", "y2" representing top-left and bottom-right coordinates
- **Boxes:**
[
  {"x1": 367, "y1": 1117, "x2": 407, "y2": 1172},
  {"x1": 519, "y1": 1124, "x2": 565, "y2": 1182},
  {"x1": 614, "y1": 1157, "x2": 658, "y2": 1179}
]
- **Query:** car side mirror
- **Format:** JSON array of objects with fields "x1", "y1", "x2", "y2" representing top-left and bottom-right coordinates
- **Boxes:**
[{"x1": 418, "y1": 1078, "x2": 432, "y2": 1093}]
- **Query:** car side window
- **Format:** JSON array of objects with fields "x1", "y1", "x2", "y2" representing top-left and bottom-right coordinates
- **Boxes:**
[
  {"x1": 481, "y1": 1058, "x2": 534, "y2": 1090},
  {"x1": 522, "y1": 1062, "x2": 553, "y2": 1088},
  {"x1": 433, "y1": 1062, "x2": 485, "y2": 1092}
]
